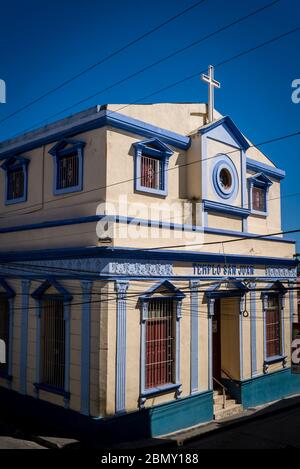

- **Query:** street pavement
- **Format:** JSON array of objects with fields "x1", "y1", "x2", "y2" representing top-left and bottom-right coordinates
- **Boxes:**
[
  {"x1": 0, "y1": 418, "x2": 46, "y2": 449},
  {"x1": 184, "y1": 405, "x2": 300, "y2": 449}
]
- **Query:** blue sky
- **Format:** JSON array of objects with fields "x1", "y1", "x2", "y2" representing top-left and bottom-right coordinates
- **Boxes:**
[{"x1": 0, "y1": 0, "x2": 299, "y2": 248}]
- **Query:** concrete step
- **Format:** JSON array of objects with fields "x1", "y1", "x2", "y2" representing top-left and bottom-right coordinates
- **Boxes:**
[
  {"x1": 213, "y1": 394, "x2": 232, "y2": 405},
  {"x1": 214, "y1": 403, "x2": 243, "y2": 421},
  {"x1": 214, "y1": 399, "x2": 237, "y2": 412}
]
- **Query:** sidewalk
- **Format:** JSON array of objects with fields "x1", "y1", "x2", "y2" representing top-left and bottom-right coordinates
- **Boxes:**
[
  {"x1": 111, "y1": 392, "x2": 300, "y2": 449},
  {"x1": 5, "y1": 392, "x2": 300, "y2": 449}
]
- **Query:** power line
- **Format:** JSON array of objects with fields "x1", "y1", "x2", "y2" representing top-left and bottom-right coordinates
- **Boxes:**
[
  {"x1": 5, "y1": 15, "x2": 297, "y2": 143},
  {"x1": 6, "y1": 0, "x2": 281, "y2": 135},
  {"x1": 0, "y1": 0, "x2": 208, "y2": 126},
  {"x1": 0, "y1": 126, "x2": 299, "y2": 220}
]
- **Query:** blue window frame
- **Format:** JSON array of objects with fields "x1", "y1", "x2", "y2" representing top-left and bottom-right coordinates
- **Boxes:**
[
  {"x1": 248, "y1": 172, "x2": 273, "y2": 216},
  {"x1": 32, "y1": 279, "x2": 72, "y2": 401},
  {"x1": 1, "y1": 156, "x2": 29, "y2": 205},
  {"x1": 49, "y1": 139, "x2": 85, "y2": 195},
  {"x1": 133, "y1": 138, "x2": 173, "y2": 196},
  {"x1": 138, "y1": 280, "x2": 185, "y2": 408}
]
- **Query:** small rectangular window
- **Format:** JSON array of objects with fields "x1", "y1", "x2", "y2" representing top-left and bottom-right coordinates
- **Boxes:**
[
  {"x1": 7, "y1": 168, "x2": 24, "y2": 201},
  {"x1": 252, "y1": 186, "x2": 266, "y2": 212},
  {"x1": 141, "y1": 155, "x2": 162, "y2": 190},
  {"x1": 0, "y1": 296, "x2": 9, "y2": 375},
  {"x1": 266, "y1": 294, "x2": 281, "y2": 358},
  {"x1": 40, "y1": 298, "x2": 65, "y2": 389},
  {"x1": 145, "y1": 298, "x2": 175, "y2": 389},
  {"x1": 57, "y1": 153, "x2": 79, "y2": 190}
]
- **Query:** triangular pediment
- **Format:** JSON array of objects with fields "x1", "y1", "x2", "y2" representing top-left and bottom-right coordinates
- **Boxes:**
[
  {"x1": 0, "y1": 279, "x2": 15, "y2": 298},
  {"x1": 199, "y1": 116, "x2": 250, "y2": 151},
  {"x1": 31, "y1": 278, "x2": 72, "y2": 300},
  {"x1": 140, "y1": 280, "x2": 185, "y2": 300},
  {"x1": 48, "y1": 139, "x2": 85, "y2": 156},
  {"x1": 133, "y1": 138, "x2": 173, "y2": 156}
]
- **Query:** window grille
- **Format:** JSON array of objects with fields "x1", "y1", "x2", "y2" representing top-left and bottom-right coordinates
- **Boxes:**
[
  {"x1": 266, "y1": 294, "x2": 281, "y2": 358},
  {"x1": 0, "y1": 296, "x2": 9, "y2": 374},
  {"x1": 141, "y1": 155, "x2": 161, "y2": 190},
  {"x1": 40, "y1": 298, "x2": 65, "y2": 389},
  {"x1": 252, "y1": 186, "x2": 265, "y2": 211},
  {"x1": 57, "y1": 153, "x2": 79, "y2": 190},
  {"x1": 145, "y1": 298, "x2": 175, "y2": 389},
  {"x1": 7, "y1": 168, "x2": 24, "y2": 200}
]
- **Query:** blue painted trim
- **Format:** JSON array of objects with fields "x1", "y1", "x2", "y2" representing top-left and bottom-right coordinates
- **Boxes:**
[
  {"x1": 203, "y1": 199, "x2": 250, "y2": 218},
  {"x1": 0, "y1": 244, "x2": 297, "y2": 267},
  {"x1": 190, "y1": 280, "x2": 199, "y2": 393},
  {"x1": 64, "y1": 302, "x2": 71, "y2": 408},
  {"x1": 20, "y1": 280, "x2": 30, "y2": 395},
  {"x1": 248, "y1": 172, "x2": 272, "y2": 216},
  {"x1": 140, "y1": 280, "x2": 185, "y2": 300},
  {"x1": 0, "y1": 110, "x2": 190, "y2": 161},
  {"x1": 264, "y1": 354, "x2": 287, "y2": 365},
  {"x1": 140, "y1": 383, "x2": 181, "y2": 398},
  {"x1": 0, "y1": 278, "x2": 15, "y2": 298},
  {"x1": 34, "y1": 300, "x2": 41, "y2": 399},
  {"x1": 250, "y1": 286, "x2": 258, "y2": 377},
  {"x1": 81, "y1": 280, "x2": 92, "y2": 416},
  {"x1": 211, "y1": 155, "x2": 239, "y2": 201},
  {"x1": 199, "y1": 116, "x2": 250, "y2": 150},
  {"x1": 139, "y1": 281, "x2": 183, "y2": 405},
  {"x1": 7, "y1": 297, "x2": 14, "y2": 384},
  {"x1": 115, "y1": 280, "x2": 128, "y2": 413},
  {"x1": 134, "y1": 138, "x2": 172, "y2": 197},
  {"x1": 0, "y1": 214, "x2": 296, "y2": 244},
  {"x1": 289, "y1": 282, "x2": 295, "y2": 341},
  {"x1": 1, "y1": 156, "x2": 29, "y2": 205},
  {"x1": 207, "y1": 298, "x2": 215, "y2": 391},
  {"x1": 31, "y1": 278, "x2": 73, "y2": 301},
  {"x1": 246, "y1": 157, "x2": 285, "y2": 180},
  {"x1": 34, "y1": 382, "x2": 71, "y2": 400},
  {"x1": 49, "y1": 139, "x2": 85, "y2": 196}
]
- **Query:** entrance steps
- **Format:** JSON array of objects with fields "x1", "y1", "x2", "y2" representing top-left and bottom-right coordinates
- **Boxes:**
[{"x1": 213, "y1": 389, "x2": 243, "y2": 421}]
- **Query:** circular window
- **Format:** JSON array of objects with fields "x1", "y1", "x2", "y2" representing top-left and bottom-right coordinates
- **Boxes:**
[
  {"x1": 212, "y1": 156, "x2": 238, "y2": 200},
  {"x1": 219, "y1": 168, "x2": 232, "y2": 190}
]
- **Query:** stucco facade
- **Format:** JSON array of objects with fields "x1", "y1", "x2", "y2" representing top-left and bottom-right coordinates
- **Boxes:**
[{"x1": 0, "y1": 103, "x2": 299, "y2": 443}]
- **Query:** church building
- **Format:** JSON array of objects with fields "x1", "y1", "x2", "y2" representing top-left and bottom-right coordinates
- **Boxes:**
[{"x1": 0, "y1": 68, "x2": 299, "y2": 444}]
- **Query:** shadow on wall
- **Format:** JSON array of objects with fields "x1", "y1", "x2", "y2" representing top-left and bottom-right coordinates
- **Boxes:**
[{"x1": 0, "y1": 387, "x2": 213, "y2": 448}]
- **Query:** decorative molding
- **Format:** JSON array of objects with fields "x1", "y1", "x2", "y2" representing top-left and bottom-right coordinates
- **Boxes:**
[
  {"x1": 20, "y1": 279, "x2": 31, "y2": 394},
  {"x1": 80, "y1": 280, "x2": 93, "y2": 416},
  {"x1": 211, "y1": 155, "x2": 239, "y2": 201},
  {"x1": 1, "y1": 156, "x2": 29, "y2": 205},
  {"x1": 139, "y1": 280, "x2": 184, "y2": 405},
  {"x1": 203, "y1": 199, "x2": 250, "y2": 219},
  {"x1": 0, "y1": 214, "x2": 296, "y2": 245},
  {"x1": 133, "y1": 138, "x2": 173, "y2": 197},
  {"x1": 199, "y1": 115, "x2": 250, "y2": 151},
  {"x1": 190, "y1": 280, "x2": 199, "y2": 394},
  {"x1": 115, "y1": 280, "x2": 129, "y2": 413},
  {"x1": 249, "y1": 284, "x2": 258, "y2": 377},
  {"x1": 49, "y1": 139, "x2": 85, "y2": 196},
  {"x1": 207, "y1": 297, "x2": 215, "y2": 391},
  {"x1": 0, "y1": 109, "x2": 190, "y2": 161},
  {"x1": 239, "y1": 296, "x2": 245, "y2": 380},
  {"x1": 246, "y1": 157, "x2": 285, "y2": 180}
]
